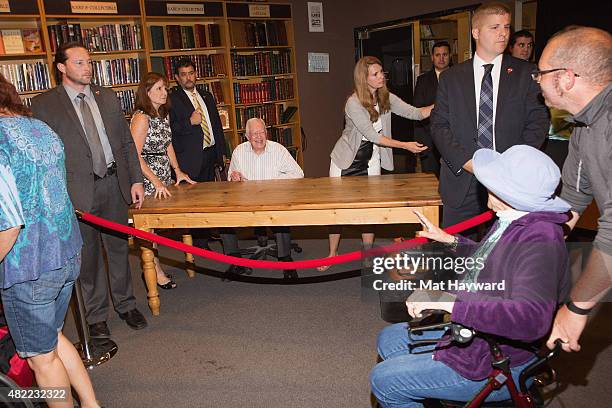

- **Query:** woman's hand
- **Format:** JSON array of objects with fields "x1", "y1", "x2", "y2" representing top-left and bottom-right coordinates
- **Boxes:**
[
  {"x1": 406, "y1": 300, "x2": 454, "y2": 318},
  {"x1": 403, "y1": 141, "x2": 428, "y2": 153},
  {"x1": 413, "y1": 210, "x2": 455, "y2": 244},
  {"x1": 420, "y1": 104, "x2": 434, "y2": 119},
  {"x1": 174, "y1": 169, "x2": 196, "y2": 186},
  {"x1": 153, "y1": 183, "x2": 172, "y2": 199}
]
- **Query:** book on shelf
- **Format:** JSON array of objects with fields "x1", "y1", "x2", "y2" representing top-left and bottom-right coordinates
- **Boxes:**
[
  {"x1": 420, "y1": 25, "x2": 434, "y2": 38},
  {"x1": 48, "y1": 23, "x2": 142, "y2": 53},
  {"x1": 91, "y1": 58, "x2": 141, "y2": 87},
  {"x1": 280, "y1": 106, "x2": 297, "y2": 123},
  {"x1": 194, "y1": 24, "x2": 207, "y2": 48},
  {"x1": 231, "y1": 50, "x2": 291, "y2": 76},
  {"x1": 218, "y1": 108, "x2": 230, "y2": 129},
  {"x1": 235, "y1": 104, "x2": 278, "y2": 129},
  {"x1": 180, "y1": 26, "x2": 195, "y2": 49},
  {"x1": 194, "y1": 82, "x2": 225, "y2": 105},
  {"x1": 230, "y1": 21, "x2": 287, "y2": 47},
  {"x1": 0, "y1": 62, "x2": 51, "y2": 93},
  {"x1": 1, "y1": 29, "x2": 25, "y2": 54},
  {"x1": 233, "y1": 77, "x2": 294, "y2": 105},
  {"x1": 21, "y1": 29, "x2": 42, "y2": 53},
  {"x1": 150, "y1": 26, "x2": 165, "y2": 50},
  {"x1": 152, "y1": 54, "x2": 227, "y2": 81},
  {"x1": 208, "y1": 24, "x2": 221, "y2": 47},
  {"x1": 114, "y1": 89, "x2": 135, "y2": 115},
  {"x1": 269, "y1": 127, "x2": 293, "y2": 148}
]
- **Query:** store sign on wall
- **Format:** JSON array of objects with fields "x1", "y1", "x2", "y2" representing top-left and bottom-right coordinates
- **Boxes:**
[
  {"x1": 0, "y1": 0, "x2": 11, "y2": 13},
  {"x1": 167, "y1": 3, "x2": 205, "y2": 15},
  {"x1": 70, "y1": 1, "x2": 118, "y2": 14},
  {"x1": 249, "y1": 4, "x2": 270, "y2": 18}
]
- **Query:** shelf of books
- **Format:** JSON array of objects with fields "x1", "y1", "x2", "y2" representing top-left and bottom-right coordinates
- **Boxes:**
[
  {"x1": 226, "y1": 1, "x2": 302, "y2": 166},
  {"x1": 0, "y1": 0, "x2": 302, "y2": 167},
  {"x1": 0, "y1": 1, "x2": 50, "y2": 107},
  {"x1": 142, "y1": 0, "x2": 235, "y2": 152}
]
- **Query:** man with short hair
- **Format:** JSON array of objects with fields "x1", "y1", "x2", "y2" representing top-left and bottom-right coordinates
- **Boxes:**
[
  {"x1": 535, "y1": 26, "x2": 612, "y2": 353},
  {"x1": 414, "y1": 40, "x2": 452, "y2": 177},
  {"x1": 228, "y1": 118, "x2": 304, "y2": 279},
  {"x1": 430, "y1": 2, "x2": 549, "y2": 232},
  {"x1": 31, "y1": 42, "x2": 148, "y2": 341},
  {"x1": 508, "y1": 29, "x2": 535, "y2": 61}
]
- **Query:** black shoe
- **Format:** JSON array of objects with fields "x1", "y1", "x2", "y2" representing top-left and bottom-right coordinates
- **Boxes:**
[
  {"x1": 222, "y1": 265, "x2": 253, "y2": 281},
  {"x1": 88, "y1": 321, "x2": 111, "y2": 339},
  {"x1": 283, "y1": 269, "x2": 299, "y2": 280},
  {"x1": 157, "y1": 273, "x2": 177, "y2": 290},
  {"x1": 118, "y1": 308, "x2": 148, "y2": 330}
]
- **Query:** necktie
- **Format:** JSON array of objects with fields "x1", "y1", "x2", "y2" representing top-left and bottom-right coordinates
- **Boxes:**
[
  {"x1": 190, "y1": 90, "x2": 212, "y2": 148},
  {"x1": 477, "y1": 64, "x2": 494, "y2": 149},
  {"x1": 77, "y1": 93, "x2": 107, "y2": 177}
]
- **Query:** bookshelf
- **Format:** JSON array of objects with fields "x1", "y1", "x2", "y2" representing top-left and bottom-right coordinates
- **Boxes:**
[
  {"x1": 414, "y1": 11, "x2": 471, "y2": 76},
  {"x1": 0, "y1": 0, "x2": 303, "y2": 167},
  {"x1": 225, "y1": 1, "x2": 302, "y2": 165}
]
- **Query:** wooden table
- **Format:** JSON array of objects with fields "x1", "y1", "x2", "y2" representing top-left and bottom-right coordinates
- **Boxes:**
[{"x1": 130, "y1": 173, "x2": 441, "y2": 315}]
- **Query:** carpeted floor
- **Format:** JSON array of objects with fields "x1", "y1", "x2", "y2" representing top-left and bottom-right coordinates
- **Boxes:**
[{"x1": 62, "y1": 227, "x2": 611, "y2": 408}]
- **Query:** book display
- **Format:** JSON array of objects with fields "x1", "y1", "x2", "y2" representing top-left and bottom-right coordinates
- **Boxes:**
[{"x1": 0, "y1": 0, "x2": 302, "y2": 167}]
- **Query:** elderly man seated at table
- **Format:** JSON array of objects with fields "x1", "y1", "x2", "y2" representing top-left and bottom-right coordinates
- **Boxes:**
[{"x1": 228, "y1": 117, "x2": 304, "y2": 280}]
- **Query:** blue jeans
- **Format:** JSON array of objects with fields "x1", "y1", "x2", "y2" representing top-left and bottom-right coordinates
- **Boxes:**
[
  {"x1": 370, "y1": 323, "x2": 535, "y2": 408},
  {"x1": 2, "y1": 254, "x2": 80, "y2": 358}
]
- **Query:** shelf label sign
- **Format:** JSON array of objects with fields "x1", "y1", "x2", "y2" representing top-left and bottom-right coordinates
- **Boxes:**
[
  {"x1": 167, "y1": 3, "x2": 205, "y2": 15},
  {"x1": 0, "y1": 0, "x2": 10, "y2": 13},
  {"x1": 249, "y1": 4, "x2": 270, "y2": 18},
  {"x1": 70, "y1": 1, "x2": 118, "y2": 14}
]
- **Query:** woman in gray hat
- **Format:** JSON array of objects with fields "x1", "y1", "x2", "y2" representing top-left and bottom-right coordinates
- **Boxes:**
[{"x1": 371, "y1": 145, "x2": 571, "y2": 407}]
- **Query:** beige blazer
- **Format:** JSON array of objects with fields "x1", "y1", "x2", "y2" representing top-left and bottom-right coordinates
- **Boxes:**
[{"x1": 330, "y1": 92, "x2": 423, "y2": 171}]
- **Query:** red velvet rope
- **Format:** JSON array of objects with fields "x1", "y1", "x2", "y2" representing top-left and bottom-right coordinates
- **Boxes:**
[{"x1": 77, "y1": 210, "x2": 494, "y2": 270}]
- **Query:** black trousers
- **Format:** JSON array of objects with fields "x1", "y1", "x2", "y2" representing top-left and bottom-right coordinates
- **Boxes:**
[
  {"x1": 441, "y1": 177, "x2": 489, "y2": 239},
  {"x1": 78, "y1": 174, "x2": 136, "y2": 324},
  {"x1": 193, "y1": 146, "x2": 218, "y2": 183}
]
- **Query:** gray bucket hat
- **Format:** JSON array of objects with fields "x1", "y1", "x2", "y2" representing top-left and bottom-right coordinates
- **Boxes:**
[{"x1": 473, "y1": 145, "x2": 571, "y2": 213}]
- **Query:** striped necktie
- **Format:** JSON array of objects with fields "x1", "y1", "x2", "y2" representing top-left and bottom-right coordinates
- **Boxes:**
[
  {"x1": 477, "y1": 64, "x2": 494, "y2": 149},
  {"x1": 190, "y1": 90, "x2": 212, "y2": 148}
]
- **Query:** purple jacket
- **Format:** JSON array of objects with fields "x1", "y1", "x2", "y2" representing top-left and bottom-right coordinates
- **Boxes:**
[{"x1": 434, "y1": 212, "x2": 570, "y2": 380}]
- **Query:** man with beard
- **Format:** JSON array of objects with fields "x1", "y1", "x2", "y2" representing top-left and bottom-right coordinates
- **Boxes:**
[
  {"x1": 413, "y1": 40, "x2": 452, "y2": 177},
  {"x1": 31, "y1": 42, "x2": 148, "y2": 343}
]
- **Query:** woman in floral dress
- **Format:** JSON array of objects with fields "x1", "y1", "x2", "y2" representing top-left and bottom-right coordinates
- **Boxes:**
[{"x1": 130, "y1": 72, "x2": 195, "y2": 289}]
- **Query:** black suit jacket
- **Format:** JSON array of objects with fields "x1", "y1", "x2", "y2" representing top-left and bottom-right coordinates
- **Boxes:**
[
  {"x1": 430, "y1": 54, "x2": 549, "y2": 207},
  {"x1": 169, "y1": 86, "x2": 226, "y2": 178},
  {"x1": 31, "y1": 85, "x2": 143, "y2": 211},
  {"x1": 413, "y1": 69, "x2": 438, "y2": 147}
]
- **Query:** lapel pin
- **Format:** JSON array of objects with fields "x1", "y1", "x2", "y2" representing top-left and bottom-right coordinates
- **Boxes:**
[
  {"x1": 507, "y1": 67, "x2": 513, "y2": 74},
  {"x1": 94, "y1": 90, "x2": 100, "y2": 95}
]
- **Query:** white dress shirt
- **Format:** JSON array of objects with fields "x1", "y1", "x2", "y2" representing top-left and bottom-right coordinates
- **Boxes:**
[
  {"x1": 473, "y1": 53, "x2": 503, "y2": 150},
  {"x1": 229, "y1": 140, "x2": 303, "y2": 181},
  {"x1": 183, "y1": 87, "x2": 216, "y2": 148},
  {"x1": 64, "y1": 84, "x2": 115, "y2": 165}
]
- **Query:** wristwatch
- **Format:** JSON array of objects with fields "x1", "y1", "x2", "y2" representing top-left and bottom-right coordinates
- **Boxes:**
[{"x1": 565, "y1": 301, "x2": 593, "y2": 316}]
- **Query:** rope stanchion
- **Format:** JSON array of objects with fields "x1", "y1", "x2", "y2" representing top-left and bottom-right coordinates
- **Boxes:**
[{"x1": 77, "y1": 210, "x2": 494, "y2": 270}]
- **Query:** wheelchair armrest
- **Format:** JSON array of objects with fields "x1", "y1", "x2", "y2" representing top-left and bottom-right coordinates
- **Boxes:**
[{"x1": 518, "y1": 339, "x2": 562, "y2": 393}]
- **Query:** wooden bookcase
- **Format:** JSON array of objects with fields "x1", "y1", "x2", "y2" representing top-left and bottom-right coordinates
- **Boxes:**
[{"x1": 0, "y1": 0, "x2": 303, "y2": 168}]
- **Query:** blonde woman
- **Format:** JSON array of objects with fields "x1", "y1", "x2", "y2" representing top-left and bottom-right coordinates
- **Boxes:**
[
  {"x1": 319, "y1": 56, "x2": 433, "y2": 271},
  {"x1": 130, "y1": 72, "x2": 195, "y2": 288}
]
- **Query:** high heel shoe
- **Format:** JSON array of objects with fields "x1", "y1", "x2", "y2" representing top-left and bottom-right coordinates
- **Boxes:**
[
  {"x1": 157, "y1": 273, "x2": 177, "y2": 290},
  {"x1": 141, "y1": 272, "x2": 177, "y2": 290}
]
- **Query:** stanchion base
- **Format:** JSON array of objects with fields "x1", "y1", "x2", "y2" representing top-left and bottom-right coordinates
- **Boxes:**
[{"x1": 74, "y1": 340, "x2": 118, "y2": 369}]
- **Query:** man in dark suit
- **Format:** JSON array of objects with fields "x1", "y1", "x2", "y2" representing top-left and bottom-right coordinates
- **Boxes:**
[
  {"x1": 430, "y1": 2, "x2": 549, "y2": 231},
  {"x1": 169, "y1": 58, "x2": 227, "y2": 182},
  {"x1": 31, "y1": 43, "x2": 148, "y2": 340},
  {"x1": 169, "y1": 59, "x2": 250, "y2": 274},
  {"x1": 413, "y1": 40, "x2": 452, "y2": 177}
]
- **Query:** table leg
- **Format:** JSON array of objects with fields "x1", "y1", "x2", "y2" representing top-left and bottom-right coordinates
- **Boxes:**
[
  {"x1": 422, "y1": 206, "x2": 440, "y2": 228},
  {"x1": 140, "y1": 238, "x2": 160, "y2": 316},
  {"x1": 182, "y1": 234, "x2": 196, "y2": 278}
]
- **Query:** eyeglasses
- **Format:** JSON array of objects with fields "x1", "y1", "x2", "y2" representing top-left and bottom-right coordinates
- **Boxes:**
[{"x1": 530, "y1": 68, "x2": 580, "y2": 83}]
